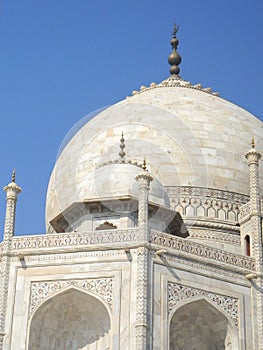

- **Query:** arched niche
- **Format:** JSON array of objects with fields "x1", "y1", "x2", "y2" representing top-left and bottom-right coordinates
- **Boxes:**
[
  {"x1": 245, "y1": 235, "x2": 251, "y2": 256},
  {"x1": 28, "y1": 287, "x2": 111, "y2": 350},
  {"x1": 169, "y1": 298, "x2": 238, "y2": 350}
]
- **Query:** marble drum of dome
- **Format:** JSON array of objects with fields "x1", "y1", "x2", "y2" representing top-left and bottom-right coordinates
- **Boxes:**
[{"x1": 46, "y1": 84, "x2": 263, "y2": 228}]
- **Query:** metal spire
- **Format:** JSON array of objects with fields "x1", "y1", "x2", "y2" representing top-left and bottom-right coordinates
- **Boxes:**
[
  {"x1": 168, "y1": 23, "x2": 182, "y2": 76},
  {"x1": 119, "y1": 132, "x2": 126, "y2": 159},
  {"x1": 142, "y1": 158, "x2": 147, "y2": 171},
  {"x1": 12, "y1": 169, "x2": 16, "y2": 183}
]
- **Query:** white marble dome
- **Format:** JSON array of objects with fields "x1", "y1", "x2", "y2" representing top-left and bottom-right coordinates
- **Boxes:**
[
  {"x1": 45, "y1": 76, "x2": 263, "y2": 229},
  {"x1": 78, "y1": 161, "x2": 170, "y2": 207}
]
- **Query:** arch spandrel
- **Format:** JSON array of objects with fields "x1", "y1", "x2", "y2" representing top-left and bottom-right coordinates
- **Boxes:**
[
  {"x1": 29, "y1": 277, "x2": 113, "y2": 317},
  {"x1": 168, "y1": 282, "x2": 239, "y2": 329}
]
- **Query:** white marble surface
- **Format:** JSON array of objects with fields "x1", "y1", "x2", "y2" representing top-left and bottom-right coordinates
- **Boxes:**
[
  {"x1": 45, "y1": 85, "x2": 263, "y2": 229},
  {"x1": 3, "y1": 237, "x2": 255, "y2": 349}
]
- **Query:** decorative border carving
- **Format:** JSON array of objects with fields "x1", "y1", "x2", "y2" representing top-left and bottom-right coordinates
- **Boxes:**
[
  {"x1": 165, "y1": 186, "x2": 249, "y2": 203},
  {"x1": 168, "y1": 282, "x2": 239, "y2": 328},
  {"x1": 30, "y1": 278, "x2": 113, "y2": 315},
  {"x1": 165, "y1": 254, "x2": 248, "y2": 281},
  {"x1": 188, "y1": 229, "x2": 240, "y2": 245},
  {"x1": 135, "y1": 247, "x2": 149, "y2": 347},
  {"x1": 239, "y1": 201, "x2": 251, "y2": 221},
  {"x1": 12, "y1": 228, "x2": 138, "y2": 250},
  {"x1": 165, "y1": 186, "x2": 249, "y2": 223},
  {"x1": 151, "y1": 231, "x2": 255, "y2": 271},
  {"x1": 184, "y1": 219, "x2": 240, "y2": 233},
  {"x1": 11, "y1": 228, "x2": 255, "y2": 272},
  {"x1": 12, "y1": 249, "x2": 125, "y2": 263}
]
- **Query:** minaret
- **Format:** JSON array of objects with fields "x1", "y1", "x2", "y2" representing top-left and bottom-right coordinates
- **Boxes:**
[
  {"x1": 245, "y1": 137, "x2": 262, "y2": 212},
  {"x1": 244, "y1": 139, "x2": 263, "y2": 350},
  {"x1": 134, "y1": 159, "x2": 153, "y2": 349},
  {"x1": 168, "y1": 23, "x2": 182, "y2": 76},
  {"x1": 3, "y1": 170, "x2": 22, "y2": 242},
  {"x1": 0, "y1": 170, "x2": 21, "y2": 348}
]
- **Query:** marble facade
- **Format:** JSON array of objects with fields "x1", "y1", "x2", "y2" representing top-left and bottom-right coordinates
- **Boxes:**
[{"x1": 1, "y1": 29, "x2": 263, "y2": 349}]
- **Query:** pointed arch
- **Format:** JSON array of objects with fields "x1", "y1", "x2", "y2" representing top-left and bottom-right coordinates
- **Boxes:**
[
  {"x1": 169, "y1": 297, "x2": 239, "y2": 350},
  {"x1": 28, "y1": 287, "x2": 111, "y2": 350},
  {"x1": 245, "y1": 235, "x2": 251, "y2": 256},
  {"x1": 185, "y1": 204, "x2": 195, "y2": 216}
]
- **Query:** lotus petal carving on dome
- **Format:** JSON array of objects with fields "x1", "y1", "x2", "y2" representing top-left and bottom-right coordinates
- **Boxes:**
[{"x1": 131, "y1": 76, "x2": 219, "y2": 96}]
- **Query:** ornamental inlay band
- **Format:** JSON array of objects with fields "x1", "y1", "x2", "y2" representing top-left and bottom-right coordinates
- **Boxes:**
[
  {"x1": 30, "y1": 278, "x2": 113, "y2": 315},
  {"x1": 168, "y1": 282, "x2": 239, "y2": 328}
]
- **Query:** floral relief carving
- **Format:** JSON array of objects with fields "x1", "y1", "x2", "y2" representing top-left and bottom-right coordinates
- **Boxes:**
[
  {"x1": 30, "y1": 278, "x2": 113, "y2": 315},
  {"x1": 168, "y1": 282, "x2": 239, "y2": 328}
]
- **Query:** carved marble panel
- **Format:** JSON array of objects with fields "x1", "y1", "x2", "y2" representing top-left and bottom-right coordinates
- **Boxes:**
[
  {"x1": 168, "y1": 282, "x2": 239, "y2": 328},
  {"x1": 30, "y1": 278, "x2": 113, "y2": 316}
]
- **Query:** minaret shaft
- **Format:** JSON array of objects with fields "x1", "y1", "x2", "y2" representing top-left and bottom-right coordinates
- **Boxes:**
[{"x1": 0, "y1": 175, "x2": 21, "y2": 349}]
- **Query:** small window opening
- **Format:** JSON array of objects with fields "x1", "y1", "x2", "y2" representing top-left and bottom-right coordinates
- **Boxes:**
[
  {"x1": 95, "y1": 221, "x2": 117, "y2": 230},
  {"x1": 245, "y1": 235, "x2": 251, "y2": 256}
]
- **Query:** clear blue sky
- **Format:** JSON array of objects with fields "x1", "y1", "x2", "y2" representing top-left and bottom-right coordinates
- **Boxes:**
[{"x1": 0, "y1": 0, "x2": 263, "y2": 238}]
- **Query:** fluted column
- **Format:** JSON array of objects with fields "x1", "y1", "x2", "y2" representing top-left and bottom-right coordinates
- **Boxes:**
[
  {"x1": 0, "y1": 172, "x2": 21, "y2": 349},
  {"x1": 135, "y1": 167, "x2": 153, "y2": 350},
  {"x1": 245, "y1": 142, "x2": 263, "y2": 350}
]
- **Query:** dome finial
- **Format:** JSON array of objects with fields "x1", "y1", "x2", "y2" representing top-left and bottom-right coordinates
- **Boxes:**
[
  {"x1": 251, "y1": 136, "x2": 255, "y2": 149},
  {"x1": 119, "y1": 132, "x2": 126, "y2": 159},
  {"x1": 12, "y1": 169, "x2": 16, "y2": 183},
  {"x1": 168, "y1": 23, "x2": 182, "y2": 76},
  {"x1": 142, "y1": 157, "x2": 147, "y2": 171}
]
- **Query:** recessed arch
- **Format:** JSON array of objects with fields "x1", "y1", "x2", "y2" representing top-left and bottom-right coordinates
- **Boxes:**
[
  {"x1": 245, "y1": 235, "x2": 251, "y2": 256},
  {"x1": 185, "y1": 204, "x2": 195, "y2": 216},
  {"x1": 169, "y1": 298, "x2": 239, "y2": 350},
  {"x1": 28, "y1": 287, "x2": 111, "y2": 350}
]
